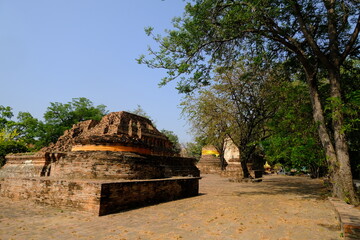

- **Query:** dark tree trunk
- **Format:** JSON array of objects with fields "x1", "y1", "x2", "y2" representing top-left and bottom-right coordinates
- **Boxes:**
[
  {"x1": 305, "y1": 67, "x2": 359, "y2": 205},
  {"x1": 240, "y1": 158, "x2": 250, "y2": 178},
  {"x1": 328, "y1": 69, "x2": 359, "y2": 205},
  {"x1": 239, "y1": 145, "x2": 254, "y2": 178},
  {"x1": 220, "y1": 154, "x2": 227, "y2": 170}
]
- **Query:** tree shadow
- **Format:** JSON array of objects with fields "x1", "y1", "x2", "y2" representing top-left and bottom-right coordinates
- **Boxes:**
[{"x1": 232, "y1": 176, "x2": 330, "y2": 200}]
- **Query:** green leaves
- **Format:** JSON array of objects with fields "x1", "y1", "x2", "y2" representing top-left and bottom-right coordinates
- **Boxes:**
[
  {"x1": 262, "y1": 80, "x2": 326, "y2": 176},
  {"x1": 0, "y1": 98, "x2": 109, "y2": 151},
  {"x1": 0, "y1": 106, "x2": 29, "y2": 166},
  {"x1": 144, "y1": 26, "x2": 154, "y2": 36},
  {"x1": 41, "y1": 97, "x2": 108, "y2": 146},
  {"x1": 160, "y1": 129, "x2": 181, "y2": 154}
]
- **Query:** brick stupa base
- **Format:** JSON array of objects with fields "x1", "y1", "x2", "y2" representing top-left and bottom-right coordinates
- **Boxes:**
[
  {"x1": 0, "y1": 112, "x2": 200, "y2": 215},
  {"x1": 0, "y1": 175, "x2": 199, "y2": 216},
  {"x1": 197, "y1": 146, "x2": 223, "y2": 174}
]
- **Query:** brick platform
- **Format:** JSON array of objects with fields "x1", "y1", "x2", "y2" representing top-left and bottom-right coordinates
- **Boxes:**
[
  {"x1": 329, "y1": 197, "x2": 360, "y2": 239},
  {"x1": 0, "y1": 176, "x2": 200, "y2": 216},
  {"x1": 0, "y1": 111, "x2": 201, "y2": 216}
]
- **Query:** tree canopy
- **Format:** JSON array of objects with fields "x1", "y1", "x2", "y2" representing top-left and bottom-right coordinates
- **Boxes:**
[
  {"x1": 0, "y1": 97, "x2": 108, "y2": 154},
  {"x1": 140, "y1": 0, "x2": 360, "y2": 204}
]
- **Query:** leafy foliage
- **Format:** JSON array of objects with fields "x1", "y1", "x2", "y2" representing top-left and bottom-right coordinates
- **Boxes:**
[
  {"x1": 41, "y1": 97, "x2": 108, "y2": 146},
  {"x1": 140, "y1": 0, "x2": 360, "y2": 204},
  {"x1": 0, "y1": 140, "x2": 28, "y2": 166},
  {"x1": 0, "y1": 112, "x2": 28, "y2": 166},
  {"x1": 181, "y1": 137, "x2": 206, "y2": 160},
  {"x1": 262, "y1": 81, "x2": 326, "y2": 177},
  {"x1": 140, "y1": 0, "x2": 359, "y2": 93},
  {"x1": 160, "y1": 129, "x2": 181, "y2": 154},
  {"x1": 182, "y1": 60, "x2": 277, "y2": 175},
  {"x1": 0, "y1": 98, "x2": 108, "y2": 151}
]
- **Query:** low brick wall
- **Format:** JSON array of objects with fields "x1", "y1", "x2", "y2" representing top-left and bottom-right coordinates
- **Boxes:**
[
  {"x1": 197, "y1": 163, "x2": 222, "y2": 174},
  {"x1": 50, "y1": 151, "x2": 199, "y2": 180},
  {"x1": 0, "y1": 177, "x2": 200, "y2": 216},
  {"x1": 50, "y1": 151, "x2": 166, "y2": 180},
  {"x1": 99, "y1": 177, "x2": 200, "y2": 216},
  {"x1": 197, "y1": 155, "x2": 222, "y2": 174},
  {"x1": 0, "y1": 153, "x2": 49, "y2": 178},
  {"x1": 0, "y1": 177, "x2": 102, "y2": 214},
  {"x1": 220, "y1": 163, "x2": 243, "y2": 181},
  {"x1": 329, "y1": 197, "x2": 360, "y2": 240}
]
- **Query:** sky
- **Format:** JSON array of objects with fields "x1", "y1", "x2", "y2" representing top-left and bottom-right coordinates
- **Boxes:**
[{"x1": 0, "y1": 0, "x2": 195, "y2": 143}]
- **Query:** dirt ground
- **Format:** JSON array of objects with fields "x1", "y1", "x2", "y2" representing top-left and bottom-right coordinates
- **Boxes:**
[{"x1": 0, "y1": 174, "x2": 341, "y2": 240}]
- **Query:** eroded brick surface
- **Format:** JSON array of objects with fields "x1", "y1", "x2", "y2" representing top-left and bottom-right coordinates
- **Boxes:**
[{"x1": 0, "y1": 111, "x2": 200, "y2": 215}]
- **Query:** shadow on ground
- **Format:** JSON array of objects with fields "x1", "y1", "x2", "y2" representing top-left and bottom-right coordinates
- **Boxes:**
[{"x1": 232, "y1": 176, "x2": 330, "y2": 200}]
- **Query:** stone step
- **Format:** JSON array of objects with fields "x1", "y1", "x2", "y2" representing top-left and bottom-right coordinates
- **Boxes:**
[{"x1": 329, "y1": 197, "x2": 360, "y2": 240}]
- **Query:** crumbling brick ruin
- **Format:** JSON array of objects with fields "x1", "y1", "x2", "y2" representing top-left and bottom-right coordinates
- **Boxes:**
[
  {"x1": 197, "y1": 139, "x2": 264, "y2": 181},
  {"x1": 197, "y1": 141, "x2": 244, "y2": 181},
  {"x1": 196, "y1": 145, "x2": 223, "y2": 174},
  {"x1": 0, "y1": 111, "x2": 200, "y2": 216}
]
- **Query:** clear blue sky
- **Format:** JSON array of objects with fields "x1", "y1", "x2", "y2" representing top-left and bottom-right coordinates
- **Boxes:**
[{"x1": 0, "y1": 0, "x2": 194, "y2": 143}]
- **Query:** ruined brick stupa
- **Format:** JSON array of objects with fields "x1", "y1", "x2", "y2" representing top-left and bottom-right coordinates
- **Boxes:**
[
  {"x1": 197, "y1": 145, "x2": 223, "y2": 174},
  {"x1": 0, "y1": 111, "x2": 200, "y2": 215}
]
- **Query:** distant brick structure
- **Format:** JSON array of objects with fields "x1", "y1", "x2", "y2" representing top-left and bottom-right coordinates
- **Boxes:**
[
  {"x1": 197, "y1": 145, "x2": 222, "y2": 174},
  {"x1": 197, "y1": 140, "x2": 244, "y2": 181},
  {"x1": 0, "y1": 111, "x2": 200, "y2": 216}
]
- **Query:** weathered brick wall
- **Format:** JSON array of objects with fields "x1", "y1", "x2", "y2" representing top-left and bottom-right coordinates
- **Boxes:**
[
  {"x1": 329, "y1": 197, "x2": 360, "y2": 240},
  {"x1": 50, "y1": 151, "x2": 165, "y2": 180},
  {"x1": 197, "y1": 155, "x2": 223, "y2": 174},
  {"x1": 153, "y1": 155, "x2": 200, "y2": 177},
  {"x1": 0, "y1": 177, "x2": 101, "y2": 214},
  {"x1": 0, "y1": 176, "x2": 200, "y2": 216},
  {"x1": 99, "y1": 177, "x2": 200, "y2": 216},
  {"x1": 50, "y1": 151, "x2": 199, "y2": 180},
  {"x1": 0, "y1": 153, "x2": 49, "y2": 178},
  {"x1": 221, "y1": 163, "x2": 244, "y2": 181}
]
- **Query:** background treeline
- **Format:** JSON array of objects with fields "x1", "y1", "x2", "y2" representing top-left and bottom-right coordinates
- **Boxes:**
[
  {"x1": 0, "y1": 98, "x2": 108, "y2": 166},
  {"x1": 182, "y1": 60, "x2": 360, "y2": 179}
]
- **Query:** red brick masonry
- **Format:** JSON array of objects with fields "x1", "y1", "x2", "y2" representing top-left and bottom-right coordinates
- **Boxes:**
[
  {"x1": 329, "y1": 197, "x2": 360, "y2": 240},
  {"x1": 0, "y1": 176, "x2": 200, "y2": 216}
]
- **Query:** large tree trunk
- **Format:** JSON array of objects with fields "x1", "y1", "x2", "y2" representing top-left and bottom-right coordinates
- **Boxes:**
[
  {"x1": 306, "y1": 68, "x2": 359, "y2": 205},
  {"x1": 240, "y1": 158, "x2": 250, "y2": 178},
  {"x1": 239, "y1": 145, "x2": 252, "y2": 178},
  {"x1": 328, "y1": 69, "x2": 359, "y2": 205}
]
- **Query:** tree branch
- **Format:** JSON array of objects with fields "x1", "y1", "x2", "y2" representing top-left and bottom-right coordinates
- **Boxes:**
[
  {"x1": 292, "y1": 1, "x2": 331, "y2": 68},
  {"x1": 341, "y1": 14, "x2": 360, "y2": 63}
]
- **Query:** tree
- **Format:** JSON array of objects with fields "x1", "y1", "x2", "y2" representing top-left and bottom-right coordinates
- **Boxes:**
[
  {"x1": 0, "y1": 105, "x2": 14, "y2": 129},
  {"x1": 160, "y1": 129, "x2": 181, "y2": 154},
  {"x1": 0, "y1": 99, "x2": 109, "y2": 152},
  {"x1": 139, "y1": 0, "x2": 360, "y2": 204},
  {"x1": 262, "y1": 80, "x2": 327, "y2": 177},
  {"x1": 182, "y1": 89, "x2": 230, "y2": 170},
  {"x1": 0, "y1": 107, "x2": 28, "y2": 166},
  {"x1": 42, "y1": 97, "x2": 108, "y2": 145},
  {"x1": 339, "y1": 60, "x2": 360, "y2": 179},
  {"x1": 15, "y1": 112, "x2": 45, "y2": 150},
  {"x1": 181, "y1": 137, "x2": 206, "y2": 159},
  {"x1": 0, "y1": 137, "x2": 28, "y2": 166},
  {"x1": 182, "y1": 61, "x2": 277, "y2": 176}
]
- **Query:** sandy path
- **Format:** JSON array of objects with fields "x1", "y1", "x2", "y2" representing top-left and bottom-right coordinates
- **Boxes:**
[{"x1": 0, "y1": 174, "x2": 340, "y2": 240}]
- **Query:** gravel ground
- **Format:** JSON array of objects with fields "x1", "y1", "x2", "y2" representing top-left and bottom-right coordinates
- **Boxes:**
[{"x1": 0, "y1": 174, "x2": 341, "y2": 240}]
